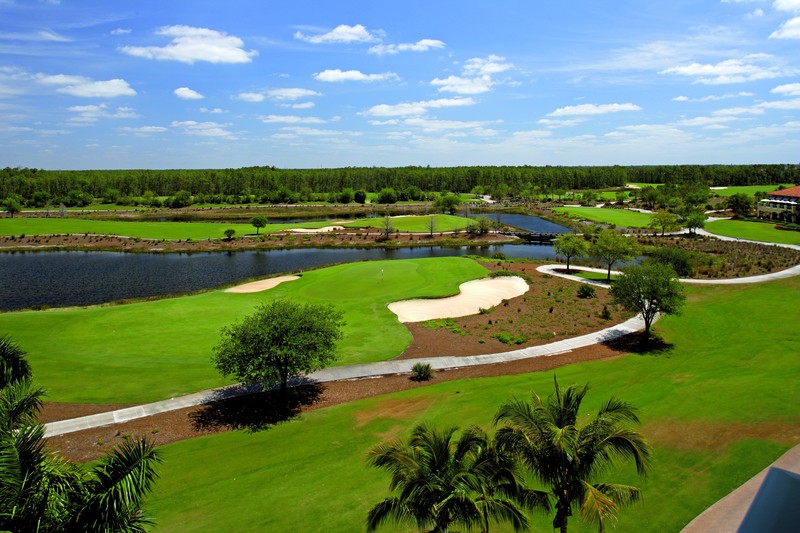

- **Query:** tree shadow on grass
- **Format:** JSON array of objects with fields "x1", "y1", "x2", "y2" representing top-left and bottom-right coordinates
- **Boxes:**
[
  {"x1": 190, "y1": 382, "x2": 324, "y2": 433},
  {"x1": 602, "y1": 331, "x2": 674, "y2": 356}
]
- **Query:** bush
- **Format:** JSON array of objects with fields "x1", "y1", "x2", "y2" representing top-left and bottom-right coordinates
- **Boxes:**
[
  {"x1": 577, "y1": 284, "x2": 596, "y2": 299},
  {"x1": 646, "y1": 246, "x2": 695, "y2": 277},
  {"x1": 410, "y1": 362, "x2": 434, "y2": 382}
]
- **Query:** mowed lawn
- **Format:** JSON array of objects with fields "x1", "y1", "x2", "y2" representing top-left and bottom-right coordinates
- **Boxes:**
[
  {"x1": 145, "y1": 275, "x2": 800, "y2": 532},
  {"x1": 0, "y1": 257, "x2": 488, "y2": 403},
  {"x1": 0, "y1": 214, "x2": 469, "y2": 241},
  {"x1": 705, "y1": 219, "x2": 800, "y2": 245},
  {"x1": 553, "y1": 206, "x2": 652, "y2": 228}
]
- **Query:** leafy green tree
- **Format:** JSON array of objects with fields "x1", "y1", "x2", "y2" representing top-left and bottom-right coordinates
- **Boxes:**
[
  {"x1": 433, "y1": 193, "x2": 461, "y2": 215},
  {"x1": 375, "y1": 188, "x2": 398, "y2": 204},
  {"x1": 223, "y1": 228, "x2": 236, "y2": 241},
  {"x1": 213, "y1": 299, "x2": 344, "y2": 391},
  {"x1": 647, "y1": 210, "x2": 680, "y2": 236},
  {"x1": 476, "y1": 216, "x2": 492, "y2": 234},
  {"x1": 553, "y1": 234, "x2": 589, "y2": 273},
  {"x1": 354, "y1": 189, "x2": 367, "y2": 204},
  {"x1": 611, "y1": 263, "x2": 685, "y2": 335},
  {"x1": 495, "y1": 377, "x2": 652, "y2": 533},
  {"x1": 0, "y1": 334, "x2": 32, "y2": 388},
  {"x1": 250, "y1": 215, "x2": 268, "y2": 235},
  {"x1": 725, "y1": 193, "x2": 752, "y2": 218},
  {"x1": 589, "y1": 230, "x2": 640, "y2": 282},
  {"x1": 367, "y1": 423, "x2": 548, "y2": 533},
  {"x1": 3, "y1": 198, "x2": 21, "y2": 218},
  {"x1": 677, "y1": 208, "x2": 705, "y2": 236}
]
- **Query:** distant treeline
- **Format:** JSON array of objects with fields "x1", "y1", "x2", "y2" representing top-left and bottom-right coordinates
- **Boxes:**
[{"x1": 2, "y1": 164, "x2": 797, "y2": 205}]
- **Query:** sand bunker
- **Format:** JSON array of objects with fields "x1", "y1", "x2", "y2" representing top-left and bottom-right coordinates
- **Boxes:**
[
  {"x1": 225, "y1": 275, "x2": 300, "y2": 293},
  {"x1": 286, "y1": 226, "x2": 344, "y2": 233},
  {"x1": 389, "y1": 276, "x2": 529, "y2": 323}
]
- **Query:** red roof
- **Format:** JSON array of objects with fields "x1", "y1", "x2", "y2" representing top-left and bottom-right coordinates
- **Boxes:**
[{"x1": 769, "y1": 185, "x2": 800, "y2": 198}]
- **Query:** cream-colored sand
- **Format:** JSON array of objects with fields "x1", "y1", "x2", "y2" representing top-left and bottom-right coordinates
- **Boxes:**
[
  {"x1": 388, "y1": 276, "x2": 529, "y2": 323},
  {"x1": 225, "y1": 275, "x2": 300, "y2": 293},
  {"x1": 286, "y1": 225, "x2": 344, "y2": 233}
]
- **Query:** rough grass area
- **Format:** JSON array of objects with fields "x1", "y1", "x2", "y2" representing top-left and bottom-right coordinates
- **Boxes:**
[
  {"x1": 145, "y1": 276, "x2": 800, "y2": 532},
  {"x1": 636, "y1": 235, "x2": 800, "y2": 278}
]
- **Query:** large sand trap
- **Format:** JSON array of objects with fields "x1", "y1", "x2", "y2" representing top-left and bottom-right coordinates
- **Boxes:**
[
  {"x1": 286, "y1": 226, "x2": 344, "y2": 233},
  {"x1": 225, "y1": 275, "x2": 300, "y2": 293},
  {"x1": 389, "y1": 276, "x2": 529, "y2": 323}
]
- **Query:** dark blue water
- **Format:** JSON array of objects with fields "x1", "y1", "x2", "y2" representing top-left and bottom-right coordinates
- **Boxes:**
[{"x1": 0, "y1": 244, "x2": 562, "y2": 311}]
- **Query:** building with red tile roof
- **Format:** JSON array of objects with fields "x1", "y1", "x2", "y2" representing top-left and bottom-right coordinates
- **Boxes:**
[{"x1": 756, "y1": 185, "x2": 800, "y2": 223}]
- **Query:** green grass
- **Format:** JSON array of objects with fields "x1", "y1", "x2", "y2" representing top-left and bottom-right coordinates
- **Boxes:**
[
  {"x1": 705, "y1": 219, "x2": 800, "y2": 245},
  {"x1": 0, "y1": 215, "x2": 470, "y2": 240},
  {"x1": 0, "y1": 257, "x2": 487, "y2": 403},
  {"x1": 146, "y1": 276, "x2": 800, "y2": 532},
  {"x1": 553, "y1": 206, "x2": 653, "y2": 228},
  {"x1": 709, "y1": 184, "x2": 794, "y2": 197},
  {"x1": 572, "y1": 270, "x2": 616, "y2": 282}
]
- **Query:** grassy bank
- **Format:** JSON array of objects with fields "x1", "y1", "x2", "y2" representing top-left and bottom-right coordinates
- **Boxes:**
[
  {"x1": 552, "y1": 206, "x2": 652, "y2": 228},
  {"x1": 705, "y1": 219, "x2": 800, "y2": 245},
  {"x1": 0, "y1": 257, "x2": 487, "y2": 403},
  {"x1": 145, "y1": 275, "x2": 800, "y2": 532}
]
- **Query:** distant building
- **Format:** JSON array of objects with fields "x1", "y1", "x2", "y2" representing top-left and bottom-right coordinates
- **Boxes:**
[{"x1": 756, "y1": 185, "x2": 800, "y2": 224}]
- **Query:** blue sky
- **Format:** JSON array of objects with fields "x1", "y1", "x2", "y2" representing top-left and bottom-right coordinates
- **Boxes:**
[{"x1": 1, "y1": 0, "x2": 798, "y2": 169}]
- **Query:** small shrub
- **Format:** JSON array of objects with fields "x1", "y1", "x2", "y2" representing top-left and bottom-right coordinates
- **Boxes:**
[
  {"x1": 410, "y1": 362, "x2": 435, "y2": 382},
  {"x1": 577, "y1": 285, "x2": 596, "y2": 299},
  {"x1": 600, "y1": 306, "x2": 612, "y2": 320},
  {"x1": 479, "y1": 307, "x2": 492, "y2": 314}
]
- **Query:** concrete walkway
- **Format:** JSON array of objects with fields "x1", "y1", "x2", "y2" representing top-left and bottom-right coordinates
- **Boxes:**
[{"x1": 44, "y1": 312, "x2": 647, "y2": 437}]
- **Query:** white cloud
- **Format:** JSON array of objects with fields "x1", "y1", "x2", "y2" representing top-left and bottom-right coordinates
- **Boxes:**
[
  {"x1": 660, "y1": 57, "x2": 789, "y2": 84},
  {"x1": 174, "y1": 87, "x2": 204, "y2": 100},
  {"x1": 278, "y1": 126, "x2": 362, "y2": 137},
  {"x1": 713, "y1": 106, "x2": 766, "y2": 115},
  {"x1": 773, "y1": 0, "x2": 800, "y2": 12},
  {"x1": 672, "y1": 115, "x2": 738, "y2": 126},
  {"x1": 171, "y1": 120, "x2": 235, "y2": 138},
  {"x1": 0, "y1": 30, "x2": 70, "y2": 41},
  {"x1": 772, "y1": 82, "x2": 800, "y2": 95},
  {"x1": 368, "y1": 39, "x2": 445, "y2": 55},
  {"x1": 673, "y1": 96, "x2": 690, "y2": 101},
  {"x1": 119, "y1": 126, "x2": 167, "y2": 134},
  {"x1": 260, "y1": 115, "x2": 326, "y2": 124},
  {"x1": 313, "y1": 69, "x2": 399, "y2": 82},
  {"x1": 430, "y1": 55, "x2": 514, "y2": 95},
  {"x1": 747, "y1": 8, "x2": 765, "y2": 17},
  {"x1": 120, "y1": 25, "x2": 257, "y2": 64},
  {"x1": 537, "y1": 118, "x2": 584, "y2": 128},
  {"x1": 770, "y1": 16, "x2": 800, "y2": 38},
  {"x1": 35, "y1": 74, "x2": 136, "y2": 98},
  {"x1": 363, "y1": 97, "x2": 475, "y2": 117},
  {"x1": 403, "y1": 117, "x2": 494, "y2": 132},
  {"x1": 294, "y1": 24, "x2": 379, "y2": 44},
  {"x1": 431, "y1": 75, "x2": 493, "y2": 94},
  {"x1": 287, "y1": 101, "x2": 315, "y2": 109},
  {"x1": 548, "y1": 103, "x2": 642, "y2": 116},
  {"x1": 67, "y1": 104, "x2": 139, "y2": 122},
  {"x1": 234, "y1": 88, "x2": 321, "y2": 102},
  {"x1": 673, "y1": 91, "x2": 754, "y2": 102},
  {"x1": 200, "y1": 107, "x2": 227, "y2": 114},
  {"x1": 111, "y1": 28, "x2": 131, "y2": 36}
]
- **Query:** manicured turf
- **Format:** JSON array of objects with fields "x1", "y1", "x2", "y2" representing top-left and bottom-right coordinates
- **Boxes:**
[
  {"x1": 709, "y1": 184, "x2": 793, "y2": 197},
  {"x1": 705, "y1": 219, "x2": 800, "y2": 245},
  {"x1": 0, "y1": 215, "x2": 470, "y2": 240},
  {"x1": 0, "y1": 257, "x2": 488, "y2": 403},
  {"x1": 145, "y1": 276, "x2": 800, "y2": 532},
  {"x1": 553, "y1": 206, "x2": 653, "y2": 228}
]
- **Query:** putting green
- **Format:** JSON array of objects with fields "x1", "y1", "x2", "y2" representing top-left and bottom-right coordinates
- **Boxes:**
[{"x1": 0, "y1": 257, "x2": 487, "y2": 403}]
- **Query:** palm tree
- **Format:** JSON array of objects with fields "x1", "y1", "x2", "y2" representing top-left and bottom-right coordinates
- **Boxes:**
[
  {"x1": 0, "y1": 334, "x2": 32, "y2": 388},
  {"x1": 366, "y1": 423, "x2": 547, "y2": 532},
  {"x1": 494, "y1": 377, "x2": 652, "y2": 533}
]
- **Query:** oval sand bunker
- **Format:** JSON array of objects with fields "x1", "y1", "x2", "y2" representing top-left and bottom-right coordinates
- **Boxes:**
[{"x1": 389, "y1": 276, "x2": 528, "y2": 323}]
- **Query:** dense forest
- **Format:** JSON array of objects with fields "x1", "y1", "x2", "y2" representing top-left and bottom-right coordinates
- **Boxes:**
[{"x1": 1, "y1": 164, "x2": 797, "y2": 207}]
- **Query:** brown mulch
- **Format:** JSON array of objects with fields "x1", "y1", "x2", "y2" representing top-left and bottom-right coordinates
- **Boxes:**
[{"x1": 44, "y1": 342, "x2": 625, "y2": 463}]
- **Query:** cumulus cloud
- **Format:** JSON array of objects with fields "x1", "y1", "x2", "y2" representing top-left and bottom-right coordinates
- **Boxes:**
[
  {"x1": 120, "y1": 25, "x2": 257, "y2": 64},
  {"x1": 260, "y1": 115, "x2": 326, "y2": 124},
  {"x1": 547, "y1": 103, "x2": 642, "y2": 116},
  {"x1": 660, "y1": 56, "x2": 789, "y2": 84},
  {"x1": 119, "y1": 126, "x2": 167, "y2": 135},
  {"x1": 287, "y1": 101, "x2": 315, "y2": 109},
  {"x1": 313, "y1": 69, "x2": 399, "y2": 82},
  {"x1": 234, "y1": 88, "x2": 321, "y2": 102},
  {"x1": 369, "y1": 39, "x2": 445, "y2": 55},
  {"x1": 773, "y1": 0, "x2": 800, "y2": 12},
  {"x1": 35, "y1": 74, "x2": 136, "y2": 98},
  {"x1": 67, "y1": 104, "x2": 139, "y2": 122},
  {"x1": 363, "y1": 97, "x2": 476, "y2": 117},
  {"x1": 111, "y1": 28, "x2": 131, "y2": 36},
  {"x1": 770, "y1": 16, "x2": 800, "y2": 38},
  {"x1": 431, "y1": 54, "x2": 514, "y2": 94},
  {"x1": 174, "y1": 87, "x2": 204, "y2": 100},
  {"x1": 294, "y1": 24, "x2": 379, "y2": 44},
  {"x1": 672, "y1": 91, "x2": 754, "y2": 102},
  {"x1": 772, "y1": 82, "x2": 800, "y2": 95},
  {"x1": 171, "y1": 120, "x2": 235, "y2": 138},
  {"x1": 200, "y1": 107, "x2": 227, "y2": 114}
]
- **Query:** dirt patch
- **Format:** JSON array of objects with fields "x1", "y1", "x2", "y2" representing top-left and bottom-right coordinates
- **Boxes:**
[
  {"x1": 646, "y1": 420, "x2": 800, "y2": 452},
  {"x1": 354, "y1": 396, "x2": 434, "y2": 428},
  {"x1": 44, "y1": 342, "x2": 626, "y2": 463}
]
